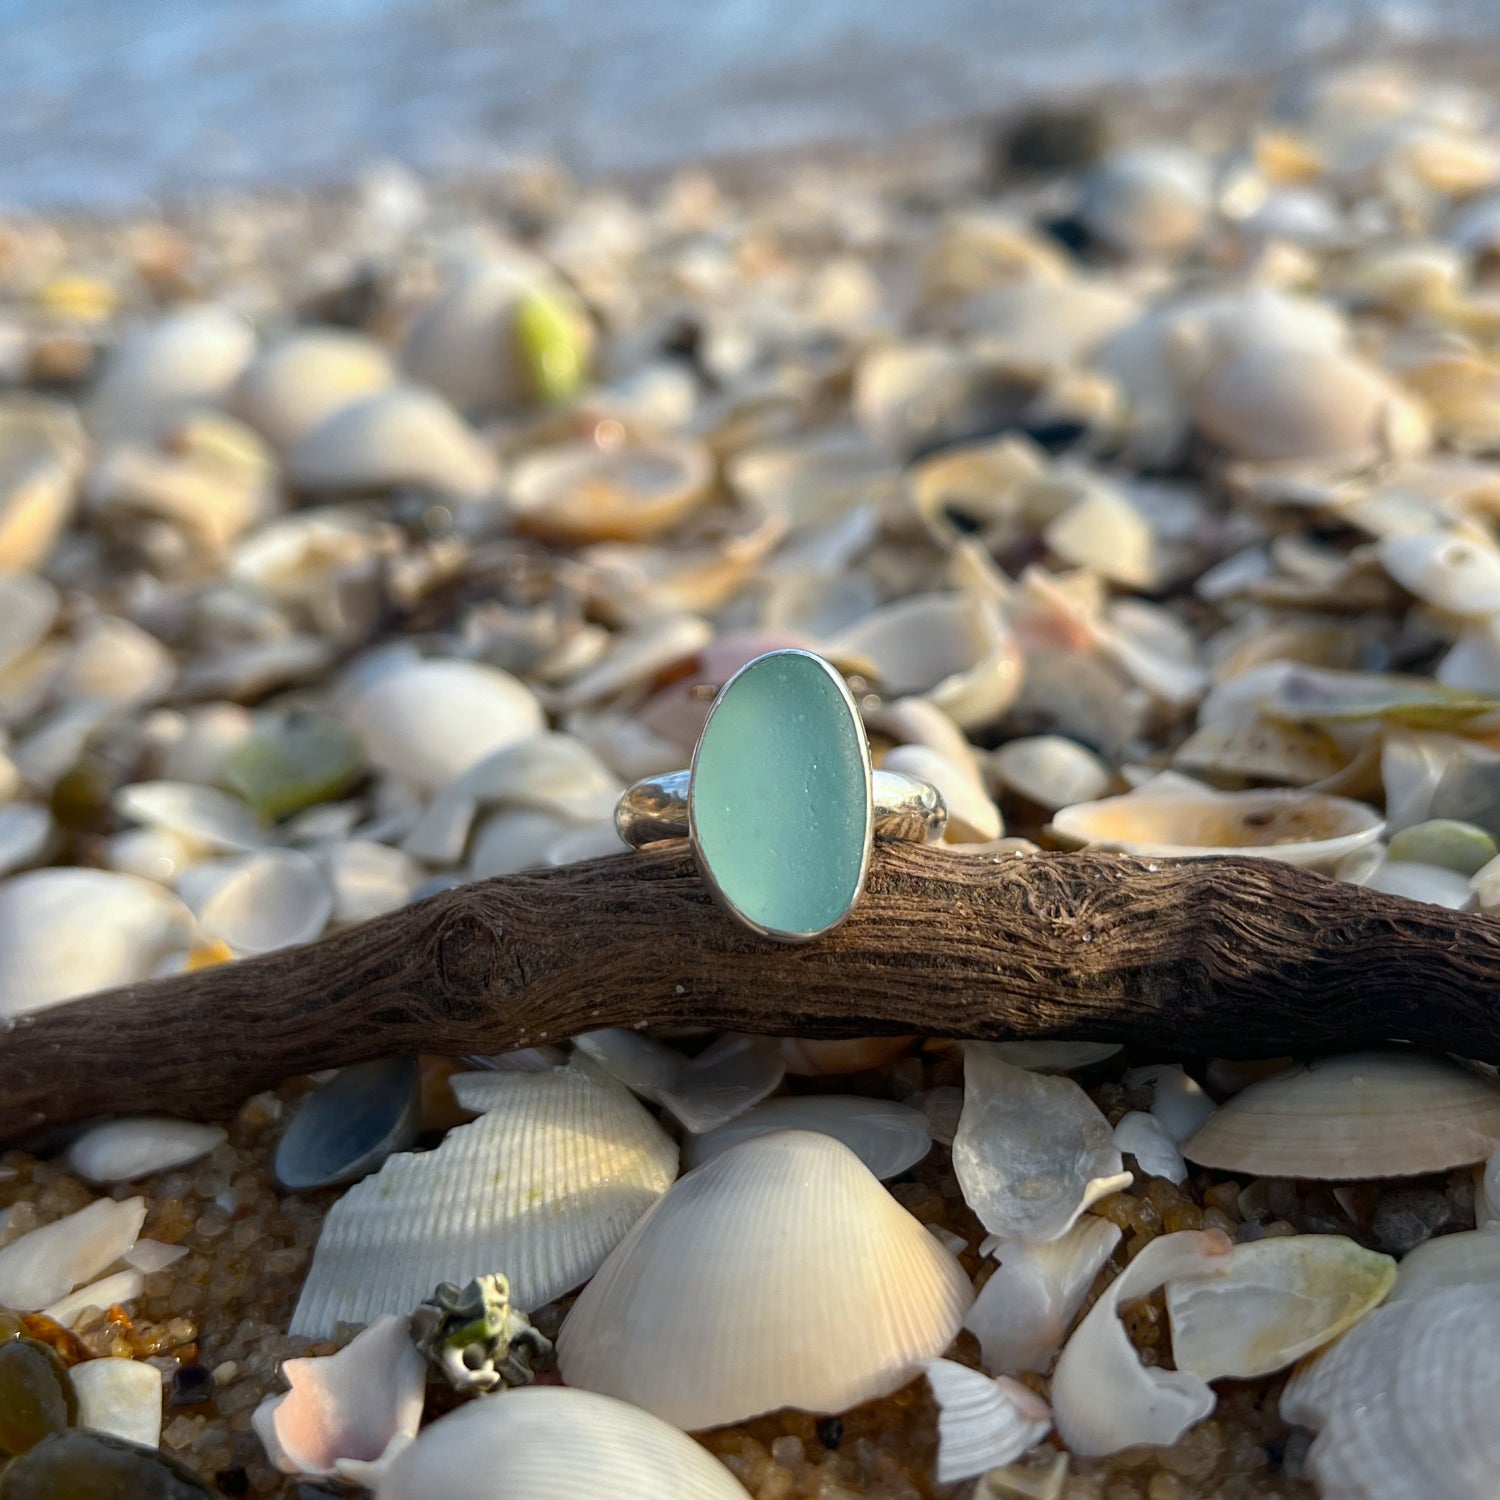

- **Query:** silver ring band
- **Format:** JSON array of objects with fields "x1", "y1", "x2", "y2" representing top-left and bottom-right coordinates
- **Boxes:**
[{"x1": 615, "y1": 767, "x2": 948, "y2": 848}]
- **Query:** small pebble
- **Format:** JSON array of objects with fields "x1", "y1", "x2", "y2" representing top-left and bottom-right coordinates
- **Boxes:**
[
  {"x1": 817, "y1": 1416, "x2": 845, "y2": 1449},
  {"x1": 0, "y1": 1338, "x2": 77, "y2": 1455},
  {"x1": 1371, "y1": 1186, "x2": 1455, "y2": 1254},
  {"x1": 169, "y1": 1363, "x2": 215, "y2": 1406}
]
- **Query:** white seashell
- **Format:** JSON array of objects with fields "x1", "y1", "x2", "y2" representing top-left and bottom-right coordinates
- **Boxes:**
[
  {"x1": 953, "y1": 1044, "x2": 1130, "y2": 1244},
  {"x1": 0, "y1": 399, "x2": 83, "y2": 574},
  {"x1": 557, "y1": 1131, "x2": 974, "y2": 1429},
  {"x1": 1380, "y1": 528, "x2": 1500, "y2": 615},
  {"x1": 1048, "y1": 782, "x2": 1383, "y2": 865},
  {"x1": 0, "y1": 868, "x2": 195, "y2": 1019},
  {"x1": 0, "y1": 572, "x2": 57, "y2": 676},
  {"x1": 778, "y1": 1036, "x2": 917, "y2": 1075},
  {"x1": 0, "y1": 803, "x2": 52, "y2": 877},
  {"x1": 656, "y1": 1034, "x2": 787, "y2": 1134},
  {"x1": 315, "y1": 840, "x2": 420, "y2": 924},
  {"x1": 1051, "y1": 1229, "x2": 1234, "y2": 1457},
  {"x1": 232, "y1": 330, "x2": 396, "y2": 452},
  {"x1": 1389, "y1": 1226, "x2": 1500, "y2": 1302},
  {"x1": 346, "y1": 658, "x2": 543, "y2": 791},
  {"x1": 86, "y1": 306, "x2": 255, "y2": 443},
  {"x1": 863, "y1": 695, "x2": 974, "y2": 769},
  {"x1": 0, "y1": 1196, "x2": 146, "y2": 1310},
  {"x1": 546, "y1": 819, "x2": 629, "y2": 865},
  {"x1": 1042, "y1": 484, "x2": 1159, "y2": 590},
  {"x1": 572, "y1": 1027, "x2": 684, "y2": 1098},
  {"x1": 288, "y1": 387, "x2": 498, "y2": 498},
  {"x1": 961, "y1": 278, "x2": 1139, "y2": 372},
  {"x1": 67, "y1": 1117, "x2": 227, "y2": 1183},
  {"x1": 923, "y1": 1359, "x2": 1053, "y2": 1484},
  {"x1": 1439, "y1": 618, "x2": 1500, "y2": 696},
  {"x1": 1165, "y1": 1234, "x2": 1395, "y2": 1381},
  {"x1": 124, "y1": 1239, "x2": 189, "y2": 1274},
  {"x1": 550, "y1": 615, "x2": 713, "y2": 714},
  {"x1": 114, "y1": 780, "x2": 266, "y2": 852},
  {"x1": 990, "y1": 737, "x2": 1110, "y2": 812},
  {"x1": 1114, "y1": 1111, "x2": 1187, "y2": 1183},
  {"x1": 468, "y1": 807, "x2": 575, "y2": 878},
  {"x1": 973, "y1": 1451, "x2": 1071, "y2": 1500},
  {"x1": 1182, "y1": 1051, "x2": 1500, "y2": 1178},
  {"x1": 964, "y1": 1216, "x2": 1121, "y2": 1376},
  {"x1": 882, "y1": 743, "x2": 1001, "y2": 843},
  {"x1": 291, "y1": 1061, "x2": 677, "y2": 1337},
  {"x1": 1121, "y1": 1064, "x2": 1217, "y2": 1142},
  {"x1": 1362, "y1": 858, "x2": 1476, "y2": 909},
  {"x1": 681, "y1": 1096, "x2": 931, "y2": 1180},
  {"x1": 54, "y1": 617, "x2": 174, "y2": 710},
  {"x1": 42, "y1": 1269, "x2": 145, "y2": 1328},
  {"x1": 1079, "y1": 146, "x2": 1212, "y2": 255},
  {"x1": 157, "y1": 703, "x2": 256, "y2": 787},
  {"x1": 254, "y1": 1314, "x2": 425, "y2": 1484},
  {"x1": 71, "y1": 1357, "x2": 163, "y2": 1447},
  {"x1": 989, "y1": 1041, "x2": 1122, "y2": 1073},
  {"x1": 199, "y1": 848, "x2": 334, "y2": 954},
  {"x1": 375, "y1": 1385, "x2": 751, "y2": 1500},
  {"x1": 1280, "y1": 1285, "x2": 1500, "y2": 1500}
]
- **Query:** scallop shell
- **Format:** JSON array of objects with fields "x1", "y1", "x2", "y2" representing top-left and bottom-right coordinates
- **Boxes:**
[
  {"x1": 556, "y1": 1130, "x2": 974, "y2": 1429},
  {"x1": 1280, "y1": 1284, "x2": 1500, "y2": 1500},
  {"x1": 375, "y1": 1386, "x2": 750, "y2": 1500},
  {"x1": 290, "y1": 1061, "x2": 677, "y2": 1338},
  {"x1": 231, "y1": 331, "x2": 396, "y2": 453},
  {"x1": 923, "y1": 1359, "x2": 1053, "y2": 1485},
  {"x1": 1048, "y1": 780, "x2": 1383, "y2": 865},
  {"x1": 681, "y1": 1096, "x2": 931, "y2": 1180},
  {"x1": 0, "y1": 867, "x2": 195, "y2": 1019},
  {"x1": 1182, "y1": 1051, "x2": 1500, "y2": 1178},
  {"x1": 1165, "y1": 1234, "x2": 1395, "y2": 1381}
]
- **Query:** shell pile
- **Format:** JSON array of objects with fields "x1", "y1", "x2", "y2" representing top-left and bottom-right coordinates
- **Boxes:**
[{"x1": 8, "y1": 54, "x2": 1500, "y2": 1500}]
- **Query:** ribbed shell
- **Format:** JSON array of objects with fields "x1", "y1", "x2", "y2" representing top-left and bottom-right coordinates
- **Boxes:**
[
  {"x1": 556, "y1": 1130, "x2": 974, "y2": 1430},
  {"x1": 375, "y1": 1386, "x2": 750, "y2": 1500},
  {"x1": 1182, "y1": 1051, "x2": 1500, "y2": 1178},
  {"x1": 290, "y1": 1062, "x2": 677, "y2": 1338}
]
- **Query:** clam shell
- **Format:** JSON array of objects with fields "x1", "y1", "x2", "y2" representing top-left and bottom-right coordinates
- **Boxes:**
[
  {"x1": 231, "y1": 331, "x2": 396, "y2": 453},
  {"x1": 314, "y1": 841, "x2": 420, "y2": 924},
  {"x1": 114, "y1": 780, "x2": 266, "y2": 852},
  {"x1": 0, "y1": 867, "x2": 194, "y2": 1019},
  {"x1": 953, "y1": 1044, "x2": 1130, "y2": 1244},
  {"x1": 556, "y1": 1130, "x2": 974, "y2": 1429},
  {"x1": 1165, "y1": 1234, "x2": 1395, "y2": 1380},
  {"x1": 290, "y1": 1061, "x2": 677, "y2": 1337},
  {"x1": 923, "y1": 1359, "x2": 1052, "y2": 1485},
  {"x1": 375, "y1": 1386, "x2": 750, "y2": 1500},
  {"x1": 287, "y1": 387, "x2": 498, "y2": 498},
  {"x1": 681, "y1": 1096, "x2": 931, "y2": 1180},
  {"x1": 66, "y1": 1118, "x2": 226, "y2": 1184},
  {"x1": 1182, "y1": 1051, "x2": 1500, "y2": 1178},
  {"x1": 274, "y1": 1058, "x2": 420, "y2": 1192}
]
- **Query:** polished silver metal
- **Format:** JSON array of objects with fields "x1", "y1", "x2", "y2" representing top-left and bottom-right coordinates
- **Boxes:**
[{"x1": 615, "y1": 767, "x2": 949, "y2": 849}]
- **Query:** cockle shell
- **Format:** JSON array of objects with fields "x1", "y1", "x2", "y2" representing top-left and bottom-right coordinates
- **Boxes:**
[
  {"x1": 231, "y1": 330, "x2": 396, "y2": 453},
  {"x1": 923, "y1": 1359, "x2": 1053, "y2": 1485},
  {"x1": 953, "y1": 1044, "x2": 1130, "y2": 1243},
  {"x1": 1165, "y1": 1234, "x2": 1395, "y2": 1380},
  {"x1": 556, "y1": 1130, "x2": 974, "y2": 1429},
  {"x1": 290, "y1": 1061, "x2": 677, "y2": 1337},
  {"x1": 374, "y1": 1386, "x2": 751, "y2": 1500},
  {"x1": 1182, "y1": 1051, "x2": 1500, "y2": 1178},
  {"x1": 1281, "y1": 1284, "x2": 1500, "y2": 1500}
]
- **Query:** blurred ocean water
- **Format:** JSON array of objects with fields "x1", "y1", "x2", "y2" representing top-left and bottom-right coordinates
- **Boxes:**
[{"x1": 0, "y1": 0, "x2": 1497, "y2": 207}]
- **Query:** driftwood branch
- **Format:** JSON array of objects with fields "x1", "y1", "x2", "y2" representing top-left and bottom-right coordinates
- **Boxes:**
[{"x1": 3, "y1": 844, "x2": 1500, "y2": 1142}]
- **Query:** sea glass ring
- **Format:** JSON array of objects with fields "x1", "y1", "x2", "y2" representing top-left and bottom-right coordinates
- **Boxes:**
[{"x1": 614, "y1": 649, "x2": 947, "y2": 942}]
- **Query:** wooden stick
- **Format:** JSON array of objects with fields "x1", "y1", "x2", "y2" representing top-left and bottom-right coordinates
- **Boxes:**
[{"x1": 3, "y1": 843, "x2": 1499, "y2": 1142}]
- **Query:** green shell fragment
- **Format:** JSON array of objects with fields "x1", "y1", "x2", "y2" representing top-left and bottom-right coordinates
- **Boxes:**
[
  {"x1": 224, "y1": 713, "x2": 365, "y2": 821},
  {"x1": 513, "y1": 288, "x2": 589, "y2": 405}
]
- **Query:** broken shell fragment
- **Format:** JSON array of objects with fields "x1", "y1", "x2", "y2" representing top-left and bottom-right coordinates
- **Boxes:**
[
  {"x1": 1114, "y1": 1111, "x2": 1187, "y2": 1183},
  {"x1": 556, "y1": 1130, "x2": 973, "y2": 1429},
  {"x1": 70, "y1": 1357, "x2": 162, "y2": 1448},
  {"x1": 923, "y1": 1359, "x2": 1052, "y2": 1485},
  {"x1": 0, "y1": 1197, "x2": 146, "y2": 1311},
  {"x1": 65, "y1": 1118, "x2": 226, "y2": 1185},
  {"x1": 1183, "y1": 1051, "x2": 1500, "y2": 1178},
  {"x1": 990, "y1": 736, "x2": 1111, "y2": 812},
  {"x1": 1165, "y1": 1234, "x2": 1395, "y2": 1380}
]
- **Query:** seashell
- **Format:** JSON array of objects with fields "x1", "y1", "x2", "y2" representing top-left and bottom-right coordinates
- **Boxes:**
[
  {"x1": 1120, "y1": 1064, "x2": 1216, "y2": 1142},
  {"x1": 114, "y1": 780, "x2": 266, "y2": 852},
  {"x1": 1223, "y1": 660, "x2": 1500, "y2": 731},
  {"x1": 964, "y1": 1216, "x2": 1121, "y2": 1376},
  {"x1": 231, "y1": 330, "x2": 396, "y2": 453},
  {"x1": 287, "y1": 387, "x2": 498, "y2": 499},
  {"x1": 124, "y1": 1239, "x2": 189, "y2": 1274},
  {"x1": 958, "y1": 277, "x2": 1139, "y2": 373},
  {"x1": 156, "y1": 703, "x2": 256, "y2": 787},
  {"x1": 86, "y1": 305, "x2": 255, "y2": 444},
  {"x1": 552, "y1": 614, "x2": 713, "y2": 715},
  {"x1": 572, "y1": 1028, "x2": 686, "y2": 1099},
  {"x1": 375, "y1": 1385, "x2": 751, "y2": 1500},
  {"x1": 1051, "y1": 1229, "x2": 1234, "y2": 1457},
  {"x1": 882, "y1": 743, "x2": 1001, "y2": 843},
  {"x1": 57, "y1": 616, "x2": 176, "y2": 709},
  {"x1": 1078, "y1": 146, "x2": 1213, "y2": 256},
  {"x1": 42, "y1": 1269, "x2": 145, "y2": 1328},
  {"x1": 1113, "y1": 1111, "x2": 1186, "y2": 1183},
  {"x1": 402, "y1": 255, "x2": 593, "y2": 413},
  {"x1": 507, "y1": 435, "x2": 712, "y2": 544},
  {"x1": 990, "y1": 737, "x2": 1111, "y2": 812},
  {"x1": 0, "y1": 574, "x2": 57, "y2": 676},
  {"x1": 1048, "y1": 780, "x2": 1383, "y2": 865},
  {"x1": 104, "y1": 827, "x2": 199, "y2": 887},
  {"x1": 274, "y1": 1058, "x2": 420, "y2": 1192},
  {"x1": 1171, "y1": 712, "x2": 1349, "y2": 788},
  {"x1": 1182, "y1": 1051, "x2": 1500, "y2": 1178},
  {"x1": 468, "y1": 806, "x2": 577, "y2": 878},
  {"x1": 778, "y1": 1036, "x2": 916, "y2": 1075},
  {"x1": 681, "y1": 1096, "x2": 930, "y2": 1180},
  {"x1": 989, "y1": 1041, "x2": 1122, "y2": 1073},
  {"x1": 254, "y1": 1314, "x2": 425, "y2": 1485},
  {"x1": 557, "y1": 1130, "x2": 973, "y2": 1429},
  {"x1": 923, "y1": 1359, "x2": 1052, "y2": 1485},
  {"x1": 197, "y1": 848, "x2": 334, "y2": 955},
  {"x1": 1042, "y1": 481, "x2": 1159, "y2": 591},
  {"x1": 1165, "y1": 1234, "x2": 1395, "y2": 1381},
  {"x1": 1389, "y1": 1226, "x2": 1500, "y2": 1302},
  {"x1": 726, "y1": 432, "x2": 896, "y2": 534},
  {"x1": 345, "y1": 658, "x2": 544, "y2": 791},
  {"x1": 290, "y1": 1061, "x2": 677, "y2": 1337},
  {"x1": 655, "y1": 1034, "x2": 788, "y2": 1135},
  {"x1": 314, "y1": 841, "x2": 420, "y2": 925},
  {"x1": 0, "y1": 804, "x2": 52, "y2": 878},
  {"x1": 1280, "y1": 1284, "x2": 1500, "y2": 1500},
  {"x1": 0, "y1": 868, "x2": 194, "y2": 1019},
  {"x1": 828, "y1": 591, "x2": 1023, "y2": 731},
  {"x1": 953, "y1": 1044, "x2": 1130, "y2": 1243},
  {"x1": 70, "y1": 1357, "x2": 162, "y2": 1448},
  {"x1": 1379, "y1": 527, "x2": 1500, "y2": 616},
  {"x1": 66, "y1": 1118, "x2": 226, "y2": 1184},
  {"x1": 1362, "y1": 857, "x2": 1476, "y2": 909},
  {"x1": 973, "y1": 1451, "x2": 1071, "y2": 1500},
  {"x1": 0, "y1": 399, "x2": 84, "y2": 574},
  {"x1": 0, "y1": 1196, "x2": 146, "y2": 1310},
  {"x1": 548, "y1": 819, "x2": 629, "y2": 865}
]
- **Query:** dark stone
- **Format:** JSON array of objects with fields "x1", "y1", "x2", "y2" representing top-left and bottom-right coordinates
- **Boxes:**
[
  {"x1": 0, "y1": 1340, "x2": 76, "y2": 1456},
  {"x1": 1001, "y1": 106, "x2": 1107, "y2": 177},
  {"x1": 816, "y1": 1415, "x2": 844, "y2": 1449},
  {"x1": 1040, "y1": 213, "x2": 1094, "y2": 257},
  {"x1": 169, "y1": 1363, "x2": 216, "y2": 1406},
  {"x1": 0, "y1": 1431, "x2": 214, "y2": 1499},
  {"x1": 214, "y1": 1467, "x2": 249, "y2": 1496}
]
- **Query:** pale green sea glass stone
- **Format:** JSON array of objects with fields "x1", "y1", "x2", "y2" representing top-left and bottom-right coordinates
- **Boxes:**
[{"x1": 689, "y1": 650, "x2": 872, "y2": 940}]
